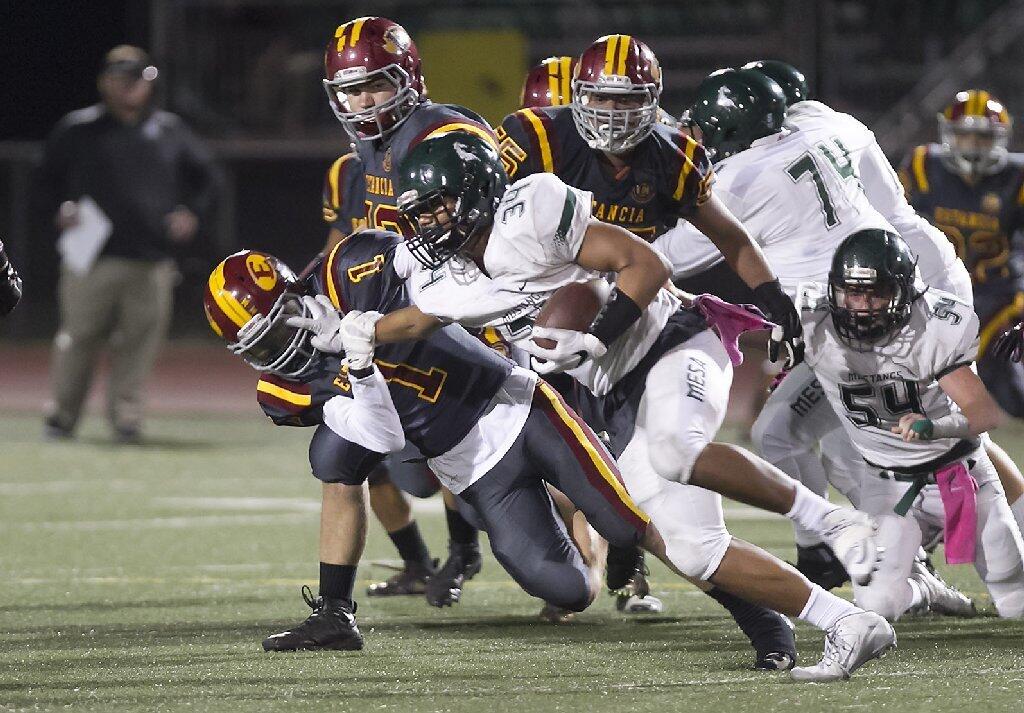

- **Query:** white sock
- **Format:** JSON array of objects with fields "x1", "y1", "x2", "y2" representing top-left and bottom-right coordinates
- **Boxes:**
[
  {"x1": 798, "y1": 584, "x2": 859, "y2": 631},
  {"x1": 1011, "y1": 495, "x2": 1024, "y2": 537},
  {"x1": 786, "y1": 482, "x2": 840, "y2": 534}
]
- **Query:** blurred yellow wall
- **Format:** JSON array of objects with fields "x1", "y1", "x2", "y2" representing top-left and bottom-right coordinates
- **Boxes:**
[{"x1": 418, "y1": 30, "x2": 527, "y2": 127}]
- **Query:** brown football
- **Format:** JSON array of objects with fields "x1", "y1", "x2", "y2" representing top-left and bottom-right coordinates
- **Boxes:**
[{"x1": 532, "y1": 279, "x2": 611, "y2": 349}]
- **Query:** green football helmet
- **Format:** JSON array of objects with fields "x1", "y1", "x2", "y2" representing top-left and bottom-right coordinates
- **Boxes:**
[
  {"x1": 827, "y1": 229, "x2": 920, "y2": 350},
  {"x1": 686, "y1": 68, "x2": 786, "y2": 162},
  {"x1": 742, "y1": 60, "x2": 808, "y2": 107},
  {"x1": 396, "y1": 132, "x2": 509, "y2": 269}
]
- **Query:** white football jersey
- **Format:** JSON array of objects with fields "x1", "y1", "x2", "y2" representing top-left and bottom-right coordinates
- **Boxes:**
[
  {"x1": 657, "y1": 122, "x2": 894, "y2": 296},
  {"x1": 787, "y1": 101, "x2": 963, "y2": 293},
  {"x1": 394, "y1": 172, "x2": 680, "y2": 396},
  {"x1": 799, "y1": 281, "x2": 980, "y2": 468}
]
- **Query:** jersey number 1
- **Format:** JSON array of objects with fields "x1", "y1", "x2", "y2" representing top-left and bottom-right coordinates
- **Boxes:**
[{"x1": 785, "y1": 137, "x2": 857, "y2": 229}]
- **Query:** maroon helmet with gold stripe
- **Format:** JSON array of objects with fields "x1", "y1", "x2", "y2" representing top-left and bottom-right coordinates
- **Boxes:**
[
  {"x1": 323, "y1": 16, "x2": 423, "y2": 140},
  {"x1": 938, "y1": 89, "x2": 1012, "y2": 177},
  {"x1": 521, "y1": 56, "x2": 577, "y2": 109},
  {"x1": 204, "y1": 251, "x2": 316, "y2": 378},
  {"x1": 571, "y1": 34, "x2": 662, "y2": 152}
]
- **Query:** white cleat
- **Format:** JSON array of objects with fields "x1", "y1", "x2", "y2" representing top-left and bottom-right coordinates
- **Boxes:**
[
  {"x1": 617, "y1": 593, "x2": 664, "y2": 613},
  {"x1": 791, "y1": 611, "x2": 896, "y2": 682},
  {"x1": 820, "y1": 508, "x2": 881, "y2": 586},
  {"x1": 910, "y1": 559, "x2": 976, "y2": 617}
]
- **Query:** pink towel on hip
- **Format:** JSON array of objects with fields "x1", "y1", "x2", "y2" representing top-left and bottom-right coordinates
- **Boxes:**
[
  {"x1": 693, "y1": 294, "x2": 774, "y2": 367},
  {"x1": 935, "y1": 461, "x2": 979, "y2": 565}
]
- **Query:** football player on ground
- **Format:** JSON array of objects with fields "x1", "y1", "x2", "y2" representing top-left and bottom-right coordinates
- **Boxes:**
[
  {"x1": 304, "y1": 131, "x2": 899, "y2": 681},
  {"x1": 797, "y1": 229, "x2": 1024, "y2": 620},
  {"x1": 318, "y1": 16, "x2": 501, "y2": 605},
  {"x1": 501, "y1": 36, "x2": 804, "y2": 667},
  {"x1": 206, "y1": 236, "x2": 698, "y2": 652},
  {"x1": 899, "y1": 90, "x2": 1024, "y2": 418}
]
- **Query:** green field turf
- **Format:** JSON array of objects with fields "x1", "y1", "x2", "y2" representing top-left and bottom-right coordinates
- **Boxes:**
[{"x1": 2, "y1": 412, "x2": 1024, "y2": 712}]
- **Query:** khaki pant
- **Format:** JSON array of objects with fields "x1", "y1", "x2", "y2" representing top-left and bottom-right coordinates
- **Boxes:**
[{"x1": 47, "y1": 256, "x2": 176, "y2": 432}]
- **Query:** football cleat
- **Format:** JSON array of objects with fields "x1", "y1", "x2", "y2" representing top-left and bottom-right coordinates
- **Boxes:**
[
  {"x1": 790, "y1": 611, "x2": 896, "y2": 682},
  {"x1": 910, "y1": 558, "x2": 977, "y2": 617},
  {"x1": 366, "y1": 559, "x2": 436, "y2": 597},
  {"x1": 820, "y1": 508, "x2": 882, "y2": 586},
  {"x1": 613, "y1": 561, "x2": 664, "y2": 614},
  {"x1": 606, "y1": 544, "x2": 644, "y2": 592},
  {"x1": 425, "y1": 543, "x2": 482, "y2": 607},
  {"x1": 539, "y1": 602, "x2": 577, "y2": 624},
  {"x1": 794, "y1": 543, "x2": 851, "y2": 591},
  {"x1": 262, "y1": 586, "x2": 364, "y2": 652}
]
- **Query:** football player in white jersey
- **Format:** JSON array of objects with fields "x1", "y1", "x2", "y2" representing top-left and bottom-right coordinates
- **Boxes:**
[
  {"x1": 798, "y1": 229, "x2": 1024, "y2": 621},
  {"x1": 309, "y1": 131, "x2": 897, "y2": 681}
]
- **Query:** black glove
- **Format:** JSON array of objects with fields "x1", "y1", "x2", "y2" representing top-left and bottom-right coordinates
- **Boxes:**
[
  {"x1": 993, "y1": 323, "x2": 1024, "y2": 362},
  {"x1": 0, "y1": 240, "x2": 22, "y2": 317},
  {"x1": 752, "y1": 279, "x2": 804, "y2": 368}
]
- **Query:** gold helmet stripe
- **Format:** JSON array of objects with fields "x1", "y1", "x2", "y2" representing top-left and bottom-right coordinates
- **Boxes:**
[
  {"x1": 560, "y1": 56, "x2": 572, "y2": 104},
  {"x1": 604, "y1": 35, "x2": 619, "y2": 75},
  {"x1": 207, "y1": 262, "x2": 252, "y2": 328},
  {"x1": 349, "y1": 17, "x2": 367, "y2": 47},
  {"x1": 334, "y1": 22, "x2": 350, "y2": 52},
  {"x1": 547, "y1": 60, "x2": 560, "y2": 106},
  {"x1": 617, "y1": 35, "x2": 631, "y2": 76}
]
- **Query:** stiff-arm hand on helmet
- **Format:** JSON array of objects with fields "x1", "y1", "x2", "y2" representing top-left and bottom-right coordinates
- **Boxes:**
[{"x1": 286, "y1": 295, "x2": 382, "y2": 370}]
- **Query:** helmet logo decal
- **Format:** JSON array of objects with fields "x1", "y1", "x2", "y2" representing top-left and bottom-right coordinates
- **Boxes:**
[
  {"x1": 382, "y1": 26, "x2": 411, "y2": 55},
  {"x1": 246, "y1": 254, "x2": 278, "y2": 291}
]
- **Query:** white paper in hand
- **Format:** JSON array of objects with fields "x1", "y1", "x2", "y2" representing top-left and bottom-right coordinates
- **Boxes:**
[{"x1": 58, "y1": 196, "x2": 112, "y2": 276}]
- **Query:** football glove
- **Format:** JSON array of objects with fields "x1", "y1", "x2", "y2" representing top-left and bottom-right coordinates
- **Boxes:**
[
  {"x1": 338, "y1": 309, "x2": 382, "y2": 371},
  {"x1": 515, "y1": 326, "x2": 608, "y2": 374},
  {"x1": 286, "y1": 295, "x2": 345, "y2": 354},
  {"x1": 752, "y1": 279, "x2": 804, "y2": 369},
  {"x1": 993, "y1": 323, "x2": 1024, "y2": 362}
]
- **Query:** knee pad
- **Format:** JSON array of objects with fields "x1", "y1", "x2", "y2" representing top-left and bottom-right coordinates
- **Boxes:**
[
  {"x1": 648, "y1": 427, "x2": 711, "y2": 485},
  {"x1": 642, "y1": 485, "x2": 731, "y2": 581}
]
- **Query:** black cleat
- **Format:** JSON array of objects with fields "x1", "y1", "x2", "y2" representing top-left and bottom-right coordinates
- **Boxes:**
[
  {"x1": 425, "y1": 543, "x2": 482, "y2": 607},
  {"x1": 262, "y1": 586, "x2": 363, "y2": 652},
  {"x1": 794, "y1": 543, "x2": 850, "y2": 591},
  {"x1": 366, "y1": 559, "x2": 436, "y2": 597},
  {"x1": 612, "y1": 554, "x2": 664, "y2": 613},
  {"x1": 606, "y1": 544, "x2": 644, "y2": 592},
  {"x1": 709, "y1": 587, "x2": 797, "y2": 671}
]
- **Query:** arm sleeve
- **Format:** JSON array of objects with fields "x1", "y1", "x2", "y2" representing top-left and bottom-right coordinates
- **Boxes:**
[
  {"x1": 498, "y1": 111, "x2": 546, "y2": 180},
  {"x1": 321, "y1": 153, "x2": 366, "y2": 233},
  {"x1": 175, "y1": 119, "x2": 220, "y2": 218},
  {"x1": 321, "y1": 366, "x2": 406, "y2": 453},
  {"x1": 667, "y1": 132, "x2": 715, "y2": 217},
  {"x1": 525, "y1": 173, "x2": 592, "y2": 264}
]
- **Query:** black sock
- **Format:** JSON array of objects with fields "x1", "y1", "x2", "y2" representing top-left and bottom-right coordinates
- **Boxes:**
[
  {"x1": 445, "y1": 505, "x2": 479, "y2": 547},
  {"x1": 388, "y1": 521, "x2": 432, "y2": 567},
  {"x1": 706, "y1": 587, "x2": 796, "y2": 656},
  {"x1": 319, "y1": 562, "x2": 357, "y2": 602}
]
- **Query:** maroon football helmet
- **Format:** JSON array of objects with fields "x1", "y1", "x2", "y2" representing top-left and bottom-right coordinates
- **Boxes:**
[
  {"x1": 323, "y1": 17, "x2": 424, "y2": 140},
  {"x1": 204, "y1": 251, "x2": 316, "y2": 378},
  {"x1": 521, "y1": 56, "x2": 577, "y2": 109},
  {"x1": 938, "y1": 89, "x2": 1012, "y2": 177},
  {"x1": 572, "y1": 35, "x2": 662, "y2": 152}
]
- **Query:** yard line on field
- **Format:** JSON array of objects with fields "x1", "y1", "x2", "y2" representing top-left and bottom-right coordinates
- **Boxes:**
[
  {"x1": 151, "y1": 497, "x2": 320, "y2": 512},
  {"x1": 0, "y1": 512, "x2": 316, "y2": 533}
]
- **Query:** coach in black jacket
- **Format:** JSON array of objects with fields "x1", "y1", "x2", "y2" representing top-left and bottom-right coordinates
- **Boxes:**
[{"x1": 36, "y1": 45, "x2": 218, "y2": 443}]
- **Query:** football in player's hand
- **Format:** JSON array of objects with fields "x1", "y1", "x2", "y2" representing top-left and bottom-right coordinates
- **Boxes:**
[{"x1": 532, "y1": 280, "x2": 610, "y2": 348}]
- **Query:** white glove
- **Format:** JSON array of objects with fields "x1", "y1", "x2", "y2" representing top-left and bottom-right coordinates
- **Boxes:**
[
  {"x1": 286, "y1": 295, "x2": 345, "y2": 353},
  {"x1": 338, "y1": 309, "x2": 382, "y2": 370},
  {"x1": 514, "y1": 326, "x2": 607, "y2": 374}
]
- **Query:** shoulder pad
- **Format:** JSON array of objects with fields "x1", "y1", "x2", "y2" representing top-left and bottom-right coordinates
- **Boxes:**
[{"x1": 406, "y1": 104, "x2": 497, "y2": 152}]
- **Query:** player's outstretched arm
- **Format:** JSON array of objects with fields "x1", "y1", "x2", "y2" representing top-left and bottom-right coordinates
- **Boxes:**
[
  {"x1": 575, "y1": 219, "x2": 670, "y2": 310},
  {"x1": 373, "y1": 305, "x2": 445, "y2": 345},
  {"x1": 892, "y1": 366, "x2": 1006, "y2": 441},
  {"x1": 687, "y1": 192, "x2": 774, "y2": 288}
]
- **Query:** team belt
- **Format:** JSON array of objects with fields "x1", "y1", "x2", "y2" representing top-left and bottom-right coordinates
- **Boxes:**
[{"x1": 866, "y1": 438, "x2": 979, "y2": 516}]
